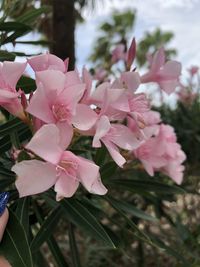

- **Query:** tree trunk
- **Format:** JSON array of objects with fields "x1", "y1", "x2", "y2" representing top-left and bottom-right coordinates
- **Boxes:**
[{"x1": 52, "y1": 0, "x2": 75, "y2": 70}]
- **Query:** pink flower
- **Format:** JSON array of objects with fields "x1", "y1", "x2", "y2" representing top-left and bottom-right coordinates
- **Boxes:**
[
  {"x1": 141, "y1": 48, "x2": 182, "y2": 94},
  {"x1": 12, "y1": 124, "x2": 107, "y2": 200},
  {"x1": 28, "y1": 53, "x2": 67, "y2": 72},
  {"x1": 92, "y1": 115, "x2": 141, "y2": 167},
  {"x1": 26, "y1": 70, "x2": 97, "y2": 142},
  {"x1": 0, "y1": 61, "x2": 26, "y2": 119},
  {"x1": 111, "y1": 44, "x2": 126, "y2": 63},
  {"x1": 133, "y1": 124, "x2": 186, "y2": 184}
]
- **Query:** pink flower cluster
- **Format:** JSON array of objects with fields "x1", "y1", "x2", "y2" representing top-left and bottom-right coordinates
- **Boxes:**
[{"x1": 0, "y1": 45, "x2": 186, "y2": 200}]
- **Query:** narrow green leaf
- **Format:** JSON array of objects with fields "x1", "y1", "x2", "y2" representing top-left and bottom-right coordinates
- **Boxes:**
[
  {"x1": 15, "y1": 197, "x2": 30, "y2": 239},
  {"x1": 0, "y1": 209, "x2": 33, "y2": 267},
  {"x1": 0, "y1": 126, "x2": 31, "y2": 155},
  {"x1": 0, "y1": 118, "x2": 26, "y2": 137},
  {"x1": 0, "y1": 21, "x2": 31, "y2": 32},
  {"x1": 47, "y1": 237, "x2": 70, "y2": 267},
  {"x1": 108, "y1": 178, "x2": 185, "y2": 194},
  {"x1": 0, "y1": 50, "x2": 16, "y2": 61},
  {"x1": 104, "y1": 196, "x2": 155, "y2": 247},
  {"x1": 100, "y1": 161, "x2": 117, "y2": 180},
  {"x1": 16, "y1": 6, "x2": 51, "y2": 24},
  {"x1": 69, "y1": 223, "x2": 82, "y2": 267},
  {"x1": 2, "y1": 29, "x2": 32, "y2": 44},
  {"x1": 108, "y1": 196, "x2": 157, "y2": 222},
  {"x1": 94, "y1": 145, "x2": 107, "y2": 165},
  {"x1": 33, "y1": 201, "x2": 70, "y2": 267},
  {"x1": 61, "y1": 198, "x2": 116, "y2": 248},
  {"x1": 15, "y1": 40, "x2": 51, "y2": 46},
  {"x1": 31, "y1": 206, "x2": 62, "y2": 252}
]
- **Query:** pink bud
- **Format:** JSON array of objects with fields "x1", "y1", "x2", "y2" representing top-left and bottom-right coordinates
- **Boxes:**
[{"x1": 127, "y1": 38, "x2": 136, "y2": 69}]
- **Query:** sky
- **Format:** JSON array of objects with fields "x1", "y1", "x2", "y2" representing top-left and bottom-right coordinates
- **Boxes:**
[{"x1": 76, "y1": 0, "x2": 200, "y2": 70}]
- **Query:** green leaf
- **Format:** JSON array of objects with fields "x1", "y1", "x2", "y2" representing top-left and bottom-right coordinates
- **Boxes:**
[
  {"x1": 0, "y1": 50, "x2": 16, "y2": 61},
  {"x1": 94, "y1": 145, "x2": 107, "y2": 165},
  {"x1": 47, "y1": 237, "x2": 70, "y2": 267},
  {"x1": 33, "y1": 201, "x2": 69, "y2": 267},
  {"x1": 0, "y1": 126, "x2": 31, "y2": 155},
  {"x1": 0, "y1": 209, "x2": 33, "y2": 267},
  {"x1": 108, "y1": 178, "x2": 185, "y2": 195},
  {"x1": 104, "y1": 196, "x2": 155, "y2": 247},
  {"x1": 0, "y1": 164, "x2": 15, "y2": 177},
  {"x1": 0, "y1": 21, "x2": 31, "y2": 32},
  {"x1": 0, "y1": 118, "x2": 26, "y2": 137},
  {"x1": 69, "y1": 223, "x2": 82, "y2": 267},
  {"x1": 17, "y1": 76, "x2": 36, "y2": 94},
  {"x1": 31, "y1": 206, "x2": 62, "y2": 252},
  {"x1": 16, "y1": 6, "x2": 51, "y2": 24},
  {"x1": 61, "y1": 198, "x2": 116, "y2": 248},
  {"x1": 2, "y1": 29, "x2": 32, "y2": 44},
  {"x1": 100, "y1": 161, "x2": 117, "y2": 180},
  {"x1": 15, "y1": 40, "x2": 52, "y2": 46},
  {"x1": 15, "y1": 197, "x2": 30, "y2": 239},
  {"x1": 108, "y1": 196, "x2": 157, "y2": 222}
]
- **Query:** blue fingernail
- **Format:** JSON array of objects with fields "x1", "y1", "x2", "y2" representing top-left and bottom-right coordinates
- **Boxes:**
[{"x1": 0, "y1": 192, "x2": 9, "y2": 216}]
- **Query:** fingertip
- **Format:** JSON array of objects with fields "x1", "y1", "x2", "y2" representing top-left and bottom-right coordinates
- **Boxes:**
[{"x1": 0, "y1": 208, "x2": 9, "y2": 242}]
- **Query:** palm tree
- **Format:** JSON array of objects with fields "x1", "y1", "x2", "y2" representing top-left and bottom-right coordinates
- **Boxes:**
[{"x1": 52, "y1": 0, "x2": 103, "y2": 70}]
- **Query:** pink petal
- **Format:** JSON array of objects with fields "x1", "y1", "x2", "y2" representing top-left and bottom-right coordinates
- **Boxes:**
[
  {"x1": 141, "y1": 160, "x2": 154, "y2": 176},
  {"x1": 93, "y1": 116, "x2": 111, "y2": 147},
  {"x1": 91, "y1": 82, "x2": 110, "y2": 103},
  {"x1": 72, "y1": 104, "x2": 98, "y2": 130},
  {"x1": 1, "y1": 98, "x2": 24, "y2": 119},
  {"x1": 81, "y1": 67, "x2": 93, "y2": 103},
  {"x1": 55, "y1": 172, "x2": 79, "y2": 200},
  {"x1": 102, "y1": 139, "x2": 126, "y2": 167},
  {"x1": 26, "y1": 124, "x2": 63, "y2": 165},
  {"x1": 159, "y1": 79, "x2": 179, "y2": 94},
  {"x1": 159, "y1": 61, "x2": 181, "y2": 78},
  {"x1": 151, "y1": 47, "x2": 165, "y2": 73},
  {"x1": 60, "y1": 84, "x2": 85, "y2": 111},
  {"x1": 12, "y1": 160, "x2": 57, "y2": 197},
  {"x1": 0, "y1": 89, "x2": 20, "y2": 102},
  {"x1": 110, "y1": 124, "x2": 141, "y2": 150},
  {"x1": 121, "y1": 72, "x2": 140, "y2": 93},
  {"x1": 26, "y1": 83, "x2": 55, "y2": 123},
  {"x1": 110, "y1": 90, "x2": 130, "y2": 112},
  {"x1": 36, "y1": 70, "x2": 66, "y2": 93},
  {"x1": 2, "y1": 61, "x2": 26, "y2": 88},
  {"x1": 91, "y1": 176, "x2": 108, "y2": 195},
  {"x1": 28, "y1": 54, "x2": 66, "y2": 72},
  {"x1": 77, "y1": 157, "x2": 100, "y2": 193},
  {"x1": 56, "y1": 122, "x2": 73, "y2": 149},
  {"x1": 65, "y1": 70, "x2": 81, "y2": 87}
]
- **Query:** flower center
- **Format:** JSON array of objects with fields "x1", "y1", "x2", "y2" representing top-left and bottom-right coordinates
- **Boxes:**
[
  {"x1": 52, "y1": 103, "x2": 70, "y2": 122},
  {"x1": 56, "y1": 160, "x2": 78, "y2": 178}
]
